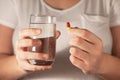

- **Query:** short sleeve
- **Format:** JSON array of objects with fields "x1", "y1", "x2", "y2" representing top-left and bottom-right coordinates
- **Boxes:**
[
  {"x1": 0, "y1": 0, "x2": 18, "y2": 29},
  {"x1": 110, "y1": 0, "x2": 120, "y2": 27}
]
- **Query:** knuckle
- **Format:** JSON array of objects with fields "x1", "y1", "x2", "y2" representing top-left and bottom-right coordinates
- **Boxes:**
[
  {"x1": 19, "y1": 29, "x2": 23, "y2": 35},
  {"x1": 16, "y1": 40, "x2": 20, "y2": 47},
  {"x1": 75, "y1": 38, "x2": 84, "y2": 46},
  {"x1": 85, "y1": 67, "x2": 92, "y2": 74},
  {"x1": 70, "y1": 55, "x2": 76, "y2": 64},
  {"x1": 30, "y1": 67, "x2": 37, "y2": 71},
  {"x1": 28, "y1": 39, "x2": 34, "y2": 45},
  {"x1": 23, "y1": 66, "x2": 33, "y2": 71},
  {"x1": 17, "y1": 52, "x2": 28, "y2": 60},
  {"x1": 17, "y1": 39, "x2": 23, "y2": 46},
  {"x1": 29, "y1": 28, "x2": 34, "y2": 33},
  {"x1": 19, "y1": 63, "x2": 37, "y2": 71},
  {"x1": 98, "y1": 39, "x2": 103, "y2": 46},
  {"x1": 22, "y1": 55, "x2": 28, "y2": 60},
  {"x1": 75, "y1": 37, "x2": 81, "y2": 43},
  {"x1": 19, "y1": 28, "x2": 26, "y2": 37},
  {"x1": 70, "y1": 48, "x2": 77, "y2": 55},
  {"x1": 82, "y1": 29, "x2": 89, "y2": 37},
  {"x1": 29, "y1": 28, "x2": 40, "y2": 35},
  {"x1": 20, "y1": 54, "x2": 27, "y2": 60},
  {"x1": 30, "y1": 66, "x2": 40, "y2": 71},
  {"x1": 17, "y1": 39, "x2": 34, "y2": 47},
  {"x1": 26, "y1": 39, "x2": 37, "y2": 46}
]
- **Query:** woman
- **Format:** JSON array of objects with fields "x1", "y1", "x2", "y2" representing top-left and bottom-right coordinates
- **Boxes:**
[{"x1": 0, "y1": 0, "x2": 120, "y2": 80}]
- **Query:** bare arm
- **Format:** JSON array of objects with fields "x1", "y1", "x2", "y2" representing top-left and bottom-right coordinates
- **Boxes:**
[
  {"x1": 68, "y1": 26, "x2": 120, "y2": 80},
  {"x1": 0, "y1": 24, "x2": 60, "y2": 80},
  {"x1": 111, "y1": 26, "x2": 120, "y2": 58},
  {"x1": 99, "y1": 26, "x2": 120, "y2": 80},
  {"x1": 0, "y1": 25, "x2": 27, "y2": 80}
]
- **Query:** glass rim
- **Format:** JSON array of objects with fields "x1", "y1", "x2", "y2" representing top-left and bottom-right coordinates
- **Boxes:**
[
  {"x1": 30, "y1": 15, "x2": 56, "y2": 24},
  {"x1": 30, "y1": 14, "x2": 56, "y2": 18}
]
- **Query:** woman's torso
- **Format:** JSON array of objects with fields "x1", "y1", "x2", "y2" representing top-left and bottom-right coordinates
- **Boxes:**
[{"x1": 12, "y1": 0, "x2": 112, "y2": 79}]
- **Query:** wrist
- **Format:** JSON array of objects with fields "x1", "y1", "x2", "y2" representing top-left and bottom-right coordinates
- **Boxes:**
[
  {"x1": 94, "y1": 53, "x2": 111, "y2": 80},
  {"x1": 96, "y1": 53, "x2": 120, "y2": 79},
  {"x1": 14, "y1": 56, "x2": 30, "y2": 78},
  {"x1": 97, "y1": 53, "x2": 111, "y2": 74}
]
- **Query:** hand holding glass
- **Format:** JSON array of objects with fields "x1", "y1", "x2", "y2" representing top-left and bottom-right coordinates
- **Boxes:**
[{"x1": 28, "y1": 15, "x2": 56, "y2": 66}]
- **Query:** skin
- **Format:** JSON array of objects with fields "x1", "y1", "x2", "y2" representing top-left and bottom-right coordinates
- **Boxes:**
[
  {"x1": 68, "y1": 27, "x2": 120, "y2": 80},
  {"x1": 0, "y1": 24, "x2": 60, "y2": 80},
  {"x1": 0, "y1": 0, "x2": 120, "y2": 80},
  {"x1": 16, "y1": 28, "x2": 52, "y2": 71}
]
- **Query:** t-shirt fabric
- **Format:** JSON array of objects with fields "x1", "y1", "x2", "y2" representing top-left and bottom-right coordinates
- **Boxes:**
[{"x1": 0, "y1": 0, "x2": 120, "y2": 80}]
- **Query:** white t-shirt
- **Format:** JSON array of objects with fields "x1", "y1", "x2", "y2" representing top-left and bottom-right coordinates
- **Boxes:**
[{"x1": 0, "y1": 0, "x2": 120, "y2": 80}]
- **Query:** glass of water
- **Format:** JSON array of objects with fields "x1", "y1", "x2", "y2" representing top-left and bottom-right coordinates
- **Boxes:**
[{"x1": 28, "y1": 15, "x2": 56, "y2": 66}]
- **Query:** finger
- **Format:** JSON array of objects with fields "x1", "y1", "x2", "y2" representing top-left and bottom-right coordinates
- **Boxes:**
[
  {"x1": 20, "y1": 60, "x2": 52, "y2": 71},
  {"x1": 69, "y1": 47, "x2": 89, "y2": 61},
  {"x1": 17, "y1": 51, "x2": 48, "y2": 60},
  {"x1": 19, "y1": 28, "x2": 41, "y2": 39},
  {"x1": 17, "y1": 39, "x2": 42, "y2": 48},
  {"x1": 68, "y1": 28, "x2": 100, "y2": 44},
  {"x1": 69, "y1": 37, "x2": 95, "y2": 53},
  {"x1": 56, "y1": 30, "x2": 61, "y2": 39},
  {"x1": 69, "y1": 55, "x2": 86, "y2": 73}
]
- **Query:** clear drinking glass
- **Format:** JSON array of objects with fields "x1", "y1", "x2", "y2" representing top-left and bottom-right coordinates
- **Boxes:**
[{"x1": 28, "y1": 15, "x2": 56, "y2": 66}]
